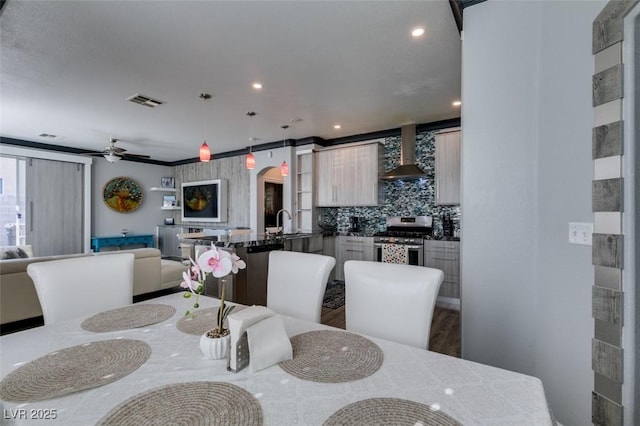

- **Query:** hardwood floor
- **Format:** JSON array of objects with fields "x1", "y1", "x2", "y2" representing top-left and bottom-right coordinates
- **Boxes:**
[{"x1": 321, "y1": 305, "x2": 460, "y2": 358}]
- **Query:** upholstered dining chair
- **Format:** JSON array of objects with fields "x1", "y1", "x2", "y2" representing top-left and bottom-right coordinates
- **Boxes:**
[
  {"x1": 344, "y1": 260, "x2": 444, "y2": 349},
  {"x1": 27, "y1": 253, "x2": 134, "y2": 325},
  {"x1": 266, "y1": 250, "x2": 336, "y2": 323}
]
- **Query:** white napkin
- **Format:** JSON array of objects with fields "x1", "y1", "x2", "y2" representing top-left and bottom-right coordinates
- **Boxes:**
[
  {"x1": 246, "y1": 315, "x2": 292, "y2": 372},
  {"x1": 228, "y1": 306, "x2": 275, "y2": 371}
]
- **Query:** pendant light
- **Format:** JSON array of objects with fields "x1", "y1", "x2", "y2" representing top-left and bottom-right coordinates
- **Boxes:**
[
  {"x1": 199, "y1": 93, "x2": 211, "y2": 162},
  {"x1": 245, "y1": 111, "x2": 256, "y2": 170},
  {"x1": 280, "y1": 124, "x2": 289, "y2": 177}
]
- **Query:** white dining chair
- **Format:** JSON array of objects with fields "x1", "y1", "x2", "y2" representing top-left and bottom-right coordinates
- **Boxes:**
[
  {"x1": 344, "y1": 260, "x2": 444, "y2": 349},
  {"x1": 27, "y1": 253, "x2": 134, "y2": 325},
  {"x1": 266, "y1": 250, "x2": 336, "y2": 323}
]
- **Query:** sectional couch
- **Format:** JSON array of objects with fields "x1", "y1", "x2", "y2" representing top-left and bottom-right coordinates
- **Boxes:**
[{"x1": 0, "y1": 246, "x2": 187, "y2": 326}]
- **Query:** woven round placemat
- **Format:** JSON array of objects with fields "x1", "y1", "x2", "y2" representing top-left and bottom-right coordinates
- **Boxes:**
[
  {"x1": 323, "y1": 397, "x2": 462, "y2": 426},
  {"x1": 0, "y1": 339, "x2": 151, "y2": 403},
  {"x1": 176, "y1": 305, "x2": 246, "y2": 336},
  {"x1": 279, "y1": 330, "x2": 383, "y2": 383},
  {"x1": 81, "y1": 304, "x2": 177, "y2": 332},
  {"x1": 96, "y1": 381, "x2": 263, "y2": 426}
]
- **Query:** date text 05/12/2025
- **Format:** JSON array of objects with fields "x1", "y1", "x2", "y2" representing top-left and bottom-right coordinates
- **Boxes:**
[{"x1": 3, "y1": 409, "x2": 58, "y2": 420}]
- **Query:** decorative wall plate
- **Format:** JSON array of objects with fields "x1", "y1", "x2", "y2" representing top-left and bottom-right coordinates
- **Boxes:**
[{"x1": 103, "y1": 176, "x2": 143, "y2": 213}]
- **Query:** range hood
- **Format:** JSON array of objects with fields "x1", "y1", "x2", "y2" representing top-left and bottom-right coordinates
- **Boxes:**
[{"x1": 380, "y1": 123, "x2": 426, "y2": 180}]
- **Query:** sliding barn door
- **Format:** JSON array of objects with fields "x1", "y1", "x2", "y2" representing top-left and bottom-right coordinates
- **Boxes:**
[{"x1": 25, "y1": 158, "x2": 84, "y2": 256}]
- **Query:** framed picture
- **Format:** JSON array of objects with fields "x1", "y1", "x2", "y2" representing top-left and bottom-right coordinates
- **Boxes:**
[
  {"x1": 161, "y1": 177, "x2": 175, "y2": 189},
  {"x1": 164, "y1": 217, "x2": 175, "y2": 225},
  {"x1": 163, "y1": 195, "x2": 176, "y2": 207},
  {"x1": 181, "y1": 179, "x2": 227, "y2": 222}
]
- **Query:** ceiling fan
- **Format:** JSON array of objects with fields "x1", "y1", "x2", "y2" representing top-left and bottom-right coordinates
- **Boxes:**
[{"x1": 88, "y1": 138, "x2": 151, "y2": 163}]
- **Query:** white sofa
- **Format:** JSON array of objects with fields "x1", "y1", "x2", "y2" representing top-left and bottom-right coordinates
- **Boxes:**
[{"x1": 0, "y1": 246, "x2": 187, "y2": 326}]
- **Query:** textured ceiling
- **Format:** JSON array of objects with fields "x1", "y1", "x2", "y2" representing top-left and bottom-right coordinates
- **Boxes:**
[{"x1": 0, "y1": 1, "x2": 462, "y2": 163}]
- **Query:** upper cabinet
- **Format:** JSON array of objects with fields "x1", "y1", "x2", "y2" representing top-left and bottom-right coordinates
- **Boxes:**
[
  {"x1": 435, "y1": 130, "x2": 461, "y2": 205},
  {"x1": 317, "y1": 142, "x2": 383, "y2": 207}
]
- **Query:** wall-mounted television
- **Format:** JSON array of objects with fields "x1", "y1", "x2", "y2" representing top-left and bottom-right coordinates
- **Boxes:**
[{"x1": 181, "y1": 179, "x2": 227, "y2": 222}]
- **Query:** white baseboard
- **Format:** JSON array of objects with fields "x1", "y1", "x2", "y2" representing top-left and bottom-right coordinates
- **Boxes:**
[{"x1": 436, "y1": 296, "x2": 460, "y2": 311}]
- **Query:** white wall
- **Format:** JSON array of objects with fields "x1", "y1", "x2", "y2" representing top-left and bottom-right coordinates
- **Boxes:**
[
  {"x1": 92, "y1": 158, "x2": 173, "y2": 241},
  {"x1": 461, "y1": 1, "x2": 606, "y2": 425},
  {"x1": 461, "y1": 0, "x2": 540, "y2": 375}
]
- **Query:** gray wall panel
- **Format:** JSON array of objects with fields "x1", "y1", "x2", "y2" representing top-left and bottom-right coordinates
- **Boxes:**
[
  {"x1": 594, "y1": 265, "x2": 622, "y2": 290},
  {"x1": 593, "y1": 64, "x2": 623, "y2": 106},
  {"x1": 593, "y1": 178, "x2": 624, "y2": 211},
  {"x1": 595, "y1": 372, "x2": 623, "y2": 404},
  {"x1": 595, "y1": 318, "x2": 622, "y2": 346},
  {"x1": 593, "y1": 339, "x2": 623, "y2": 383},
  {"x1": 593, "y1": 286, "x2": 623, "y2": 324},
  {"x1": 593, "y1": 234, "x2": 624, "y2": 269},
  {"x1": 593, "y1": 120, "x2": 623, "y2": 159}
]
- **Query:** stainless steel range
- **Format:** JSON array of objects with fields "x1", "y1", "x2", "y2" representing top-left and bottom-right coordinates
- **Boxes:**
[{"x1": 373, "y1": 216, "x2": 433, "y2": 266}]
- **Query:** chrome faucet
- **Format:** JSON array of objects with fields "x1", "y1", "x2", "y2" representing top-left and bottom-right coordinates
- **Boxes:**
[{"x1": 276, "y1": 208, "x2": 291, "y2": 235}]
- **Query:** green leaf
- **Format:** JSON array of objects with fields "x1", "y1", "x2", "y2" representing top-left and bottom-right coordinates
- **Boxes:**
[{"x1": 183, "y1": 293, "x2": 192, "y2": 299}]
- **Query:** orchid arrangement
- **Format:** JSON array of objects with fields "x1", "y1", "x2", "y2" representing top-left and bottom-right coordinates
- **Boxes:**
[{"x1": 181, "y1": 244, "x2": 246, "y2": 338}]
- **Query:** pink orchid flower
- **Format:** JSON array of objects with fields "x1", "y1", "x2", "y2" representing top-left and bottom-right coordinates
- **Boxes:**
[
  {"x1": 229, "y1": 252, "x2": 247, "y2": 274},
  {"x1": 198, "y1": 246, "x2": 232, "y2": 278},
  {"x1": 180, "y1": 270, "x2": 198, "y2": 293}
]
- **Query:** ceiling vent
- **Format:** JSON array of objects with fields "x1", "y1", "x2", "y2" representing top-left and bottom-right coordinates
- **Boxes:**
[{"x1": 125, "y1": 93, "x2": 165, "y2": 108}]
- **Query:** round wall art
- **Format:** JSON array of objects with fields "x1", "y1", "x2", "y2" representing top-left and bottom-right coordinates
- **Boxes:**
[{"x1": 103, "y1": 176, "x2": 143, "y2": 213}]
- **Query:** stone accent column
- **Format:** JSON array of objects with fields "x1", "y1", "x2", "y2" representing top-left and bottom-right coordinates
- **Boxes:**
[{"x1": 591, "y1": 1, "x2": 637, "y2": 424}]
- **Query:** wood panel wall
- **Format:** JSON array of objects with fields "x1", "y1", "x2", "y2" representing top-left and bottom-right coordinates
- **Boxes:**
[{"x1": 173, "y1": 156, "x2": 250, "y2": 228}]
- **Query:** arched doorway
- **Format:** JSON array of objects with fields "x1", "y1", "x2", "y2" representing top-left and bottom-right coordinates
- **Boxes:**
[{"x1": 256, "y1": 166, "x2": 283, "y2": 235}]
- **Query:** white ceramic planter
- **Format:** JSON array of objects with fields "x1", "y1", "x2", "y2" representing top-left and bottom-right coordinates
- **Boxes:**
[{"x1": 199, "y1": 332, "x2": 230, "y2": 360}]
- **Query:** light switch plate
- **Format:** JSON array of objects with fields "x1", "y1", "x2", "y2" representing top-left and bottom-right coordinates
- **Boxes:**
[{"x1": 569, "y1": 222, "x2": 593, "y2": 245}]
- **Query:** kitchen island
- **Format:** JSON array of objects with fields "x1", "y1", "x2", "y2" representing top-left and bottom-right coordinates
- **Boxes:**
[{"x1": 179, "y1": 232, "x2": 324, "y2": 306}]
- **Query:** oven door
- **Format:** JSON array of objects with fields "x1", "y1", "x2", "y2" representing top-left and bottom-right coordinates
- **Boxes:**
[{"x1": 375, "y1": 243, "x2": 424, "y2": 266}]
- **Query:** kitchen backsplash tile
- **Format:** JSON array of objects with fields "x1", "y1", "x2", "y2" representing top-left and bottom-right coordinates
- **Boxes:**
[{"x1": 318, "y1": 129, "x2": 461, "y2": 237}]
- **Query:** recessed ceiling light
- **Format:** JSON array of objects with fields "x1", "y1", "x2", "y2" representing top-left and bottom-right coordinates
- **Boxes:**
[
  {"x1": 411, "y1": 27, "x2": 425, "y2": 38},
  {"x1": 252, "y1": 82, "x2": 263, "y2": 90},
  {"x1": 333, "y1": 124, "x2": 341, "y2": 129},
  {"x1": 453, "y1": 100, "x2": 462, "y2": 107}
]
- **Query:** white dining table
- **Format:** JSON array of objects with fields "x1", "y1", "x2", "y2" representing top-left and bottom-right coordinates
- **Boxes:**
[{"x1": 0, "y1": 293, "x2": 553, "y2": 425}]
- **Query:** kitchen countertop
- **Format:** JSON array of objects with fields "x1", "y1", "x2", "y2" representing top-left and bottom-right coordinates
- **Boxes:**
[
  {"x1": 180, "y1": 232, "x2": 322, "y2": 249},
  {"x1": 321, "y1": 231, "x2": 376, "y2": 238},
  {"x1": 180, "y1": 232, "x2": 459, "y2": 249}
]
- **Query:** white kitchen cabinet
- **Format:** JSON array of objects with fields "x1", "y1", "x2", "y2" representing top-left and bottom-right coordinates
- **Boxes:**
[
  {"x1": 317, "y1": 142, "x2": 382, "y2": 207},
  {"x1": 335, "y1": 236, "x2": 374, "y2": 281},
  {"x1": 296, "y1": 151, "x2": 315, "y2": 232},
  {"x1": 435, "y1": 130, "x2": 461, "y2": 205},
  {"x1": 424, "y1": 240, "x2": 460, "y2": 299}
]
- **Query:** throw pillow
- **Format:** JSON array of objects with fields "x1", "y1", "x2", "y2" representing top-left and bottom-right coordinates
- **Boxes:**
[{"x1": 1, "y1": 247, "x2": 29, "y2": 260}]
